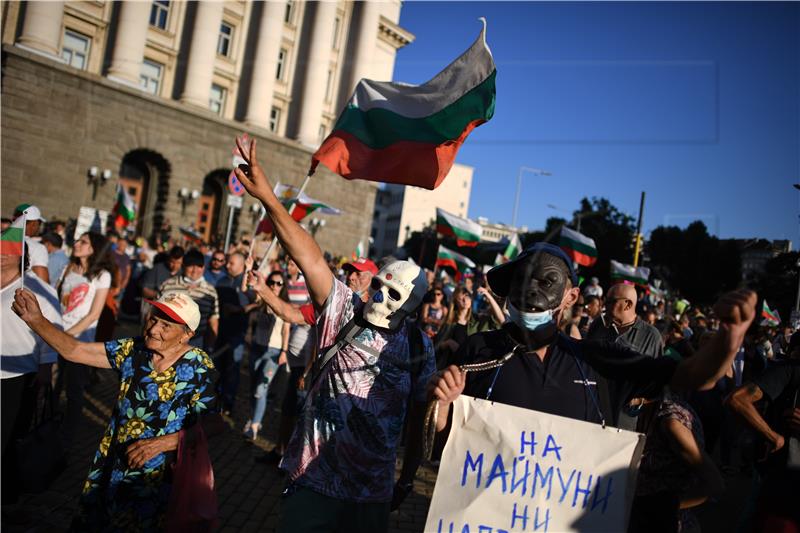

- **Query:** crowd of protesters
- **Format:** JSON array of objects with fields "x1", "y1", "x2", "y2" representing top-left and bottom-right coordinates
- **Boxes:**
[{"x1": 3, "y1": 186, "x2": 798, "y2": 532}]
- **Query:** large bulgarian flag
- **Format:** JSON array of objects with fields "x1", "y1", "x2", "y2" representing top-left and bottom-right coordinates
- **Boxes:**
[
  {"x1": 761, "y1": 300, "x2": 781, "y2": 326},
  {"x1": 436, "y1": 245, "x2": 476, "y2": 279},
  {"x1": 559, "y1": 226, "x2": 598, "y2": 267},
  {"x1": 610, "y1": 260, "x2": 650, "y2": 285},
  {"x1": 0, "y1": 215, "x2": 25, "y2": 256},
  {"x1": 256, "y1": 184, "x2": 341, "y2": 234},
  {"x1": 112, "y1": 183, "x2": 136, "y2": 228},
  {"x1": 436, "y1": 208, "x2": 482, "y2": 247},
  {"x1": 311, "y1": 21, "x2": 496, "y2": 190}
]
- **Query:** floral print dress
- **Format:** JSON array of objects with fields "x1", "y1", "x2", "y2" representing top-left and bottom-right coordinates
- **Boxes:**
[{"x1": 71, "y1": 337, "x2": 216, "y2": 532}]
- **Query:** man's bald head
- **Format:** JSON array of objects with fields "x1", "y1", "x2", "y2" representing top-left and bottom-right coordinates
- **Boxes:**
[{"x1": 605, "y1": 282, "x2": 637, "y2": 326}]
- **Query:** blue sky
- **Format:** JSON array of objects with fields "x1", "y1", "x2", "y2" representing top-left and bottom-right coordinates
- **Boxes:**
[{"x1": 396, "y1": 2, "x2": 799, "y2": 246}]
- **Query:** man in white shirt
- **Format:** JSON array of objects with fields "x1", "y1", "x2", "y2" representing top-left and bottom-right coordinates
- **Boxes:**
[
  {"x1": 1, "y1": 249, "x2": 62, "y2": 506},
  {"x1": 13, "y1": 204, "x2": 50, "y2": 285}
]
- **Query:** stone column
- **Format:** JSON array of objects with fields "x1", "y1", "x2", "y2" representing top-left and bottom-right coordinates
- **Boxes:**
[
  {"x1": 346, "y1": 1, "x2": 380, "y2": 94},
  {"x1": 244, "y1": 0, "x2": 286, "y2": 128},
  {"x1": 180, "y1": 1, "x2": 224, "y2": 108},
  {"x1": 106, "y1": 1, "x2": 151, "y2": 87},
  {"x1": 17, "y1": 1, "x2": 65, "y2": 58},
  {"x1": 296, "y1": 1, "x2": 338, "y2": 146}
]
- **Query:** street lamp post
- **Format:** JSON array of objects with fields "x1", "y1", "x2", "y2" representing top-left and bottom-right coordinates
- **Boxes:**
[{"x1": 512, "y1": 167, "x2": 551, "y2": 228}]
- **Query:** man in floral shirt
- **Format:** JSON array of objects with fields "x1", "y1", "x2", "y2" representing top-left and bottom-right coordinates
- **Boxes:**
[{"x1": 232, "y1": 135, "x2": 435, "y2": 532}]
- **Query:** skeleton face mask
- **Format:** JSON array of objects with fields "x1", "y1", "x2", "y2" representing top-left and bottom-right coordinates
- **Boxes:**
[{"x1": 362, "y1": 260, "x2": 428, "y2": 330}]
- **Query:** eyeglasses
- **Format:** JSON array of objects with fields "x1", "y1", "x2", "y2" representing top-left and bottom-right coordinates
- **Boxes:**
[{"x1": 267, "y1": 280, "x2": 284, "y2": 287}]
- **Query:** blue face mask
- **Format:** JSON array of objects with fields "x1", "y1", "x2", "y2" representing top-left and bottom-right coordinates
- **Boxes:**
[{"x1": 507, "y1": 301, "x2": 555, "y2": 331}]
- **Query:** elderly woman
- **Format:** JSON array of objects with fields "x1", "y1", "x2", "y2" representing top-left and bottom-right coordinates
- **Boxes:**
[{"x1": 11, "y1": 289, "x2": 216, "y2": 531}]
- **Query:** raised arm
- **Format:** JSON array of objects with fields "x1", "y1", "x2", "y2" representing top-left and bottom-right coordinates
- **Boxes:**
[
  {"x1": 234, "y1": 136, "x2": 332, "y2": 308},
  {"x1": 12, "y1": 289, "x2": 110, "y2": 369},
  {"x1": 726, "y1": 383, "x2": 785, "y2": 453},
  {"x1": 477, "y1": 286, "x2": 506, "y2": 327},
  {"x1": 669, "y1": 290, "x2": 755, "y2": 391},
  {"x1": 249, "y1": 270, "x2": 307, "y2": 325}
]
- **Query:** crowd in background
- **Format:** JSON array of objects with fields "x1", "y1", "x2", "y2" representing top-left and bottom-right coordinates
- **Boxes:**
[{"x1": 2, "y1": 201, "x2": 798, "y2": 532}]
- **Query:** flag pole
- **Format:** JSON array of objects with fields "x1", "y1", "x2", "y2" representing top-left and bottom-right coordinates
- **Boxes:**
[
  {"x1": 246, "y1": 181, "x2": 281, "y2": 261},
  {"x1": 257, "y1": 172, "x2": 314, "y2": 275},
  {"x1": 20, "y1": 213, "x2": 27, "y2": 291}
]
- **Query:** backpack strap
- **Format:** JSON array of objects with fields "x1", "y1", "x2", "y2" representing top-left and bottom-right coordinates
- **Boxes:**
[{"x1": 307, "y1": 316, "x2": 363, "y2": 389}]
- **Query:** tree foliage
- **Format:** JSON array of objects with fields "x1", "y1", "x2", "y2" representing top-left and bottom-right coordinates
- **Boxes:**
[
  {"x1": 647, "y1": 221, "x2": 741, "y2": 305},
  {"x1": 755, "y1": 251, "x2": 799, "y2": 323}
]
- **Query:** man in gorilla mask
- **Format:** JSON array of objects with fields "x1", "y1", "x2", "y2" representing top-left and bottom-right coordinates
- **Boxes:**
[{"x1": 431, "y1": 243, "x2": 756, "y2": 430}]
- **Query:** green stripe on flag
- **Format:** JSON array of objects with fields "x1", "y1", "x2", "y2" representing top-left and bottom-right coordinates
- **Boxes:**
[{"x1": 333, "y1": 71, "x2": 496, "y2": 150}]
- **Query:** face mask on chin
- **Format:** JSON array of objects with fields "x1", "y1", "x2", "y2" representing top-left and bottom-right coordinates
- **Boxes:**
[{"x1": 507, "y1": 301, "x2": 559, "y2": 349}]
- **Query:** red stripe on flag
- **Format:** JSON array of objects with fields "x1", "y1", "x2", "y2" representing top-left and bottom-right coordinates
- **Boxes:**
[
  {"x1": 560, "y1": 246, "x2": 597, "y2": 267},
  {"x1": 0, "y1": 241, "x2": 23, "y2": 256},
  {"x1": 312, "y1": 118, "x2": 487, "y2": 190}
]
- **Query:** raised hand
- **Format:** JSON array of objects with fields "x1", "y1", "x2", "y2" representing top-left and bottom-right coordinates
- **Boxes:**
[
  {"x1": 713, "y1": 289, "x2": 757, "y2": 336},
  {"x1": 233, "y1": 135, "x2": 274, "y2": 202},
  {"x1": 248, "y1": 269, "x2": 267, "y2": 294},
  {"x1": 12, "y1": 288, "x2": 44, "y2": 325}
]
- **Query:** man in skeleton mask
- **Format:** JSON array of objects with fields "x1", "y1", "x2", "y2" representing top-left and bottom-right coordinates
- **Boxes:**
[
  {"x1": 432, "y1": 243, "x2": 756, "y2": 432},
  {"x1": 232, "y1": 137, "x2": 435, "y2": 533}
]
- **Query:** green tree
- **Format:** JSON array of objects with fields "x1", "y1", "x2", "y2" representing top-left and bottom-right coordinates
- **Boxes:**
[
  {"x1": 755, "y1": 251, "x2": 799, "y2": 323},
  {"x1": 647, "y1": 221, "x2": 741, "y2": 305}
]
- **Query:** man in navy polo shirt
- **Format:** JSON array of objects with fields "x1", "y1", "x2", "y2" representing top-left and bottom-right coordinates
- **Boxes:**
[{"x1": 431, "y1": 243, "x2": 756, "y2": 431}]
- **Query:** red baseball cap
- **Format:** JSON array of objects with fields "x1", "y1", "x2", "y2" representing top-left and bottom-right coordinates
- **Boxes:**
[{"x1": 343, "y1": 257, "x2": 378, "y2": 275}]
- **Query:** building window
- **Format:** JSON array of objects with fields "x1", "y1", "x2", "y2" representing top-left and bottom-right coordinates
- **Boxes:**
[
  {"x1": 209, "y1": 84, "x2": 226, "y2": 114},
  {"x1": 139, "y1": 60, "x2": 163, "y2": 95},
  {"x1": 61, "y1": 30, "x2": 90, "y2": 70},
  {"x1": 269, "y1": 107, "x2": 281, "y2": 133},
  {"x1": 332, "y1": 17, "x2": 341, "y2": 48},
  {"x1": 150, "y1": 0, "x2": 170, "y2": 30},
  {"x1": 284, "y1": 0, "x2": 294, "y2": 23},
  {"x1": 276, "y1": 48, "x2": 287, "y2": 80},
  {"x1": 217, "y1": 22, "x2": 233, "y2": 57},
  {"x1": 325, "y1": 69, "x2": 333, "y2": 102}
]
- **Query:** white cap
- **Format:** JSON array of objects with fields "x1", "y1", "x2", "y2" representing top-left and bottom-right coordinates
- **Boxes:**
[
  {"x1": 146, "y1": 292, "x2": 201, "y2": 332},
  {"x1": 14, "y1": 204, "x2": 46, "y2": 222}
]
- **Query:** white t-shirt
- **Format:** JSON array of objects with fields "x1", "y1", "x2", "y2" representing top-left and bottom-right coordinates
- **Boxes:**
[
  {"x1": 25, "y1": 237, "x2": 49, "y2": 269},
  {"x1": 59, "y1": 268, "x2": 111, "y2": 340},
  {"x1": 1, "y1": 273, "x2": 63, "y2": 379}
]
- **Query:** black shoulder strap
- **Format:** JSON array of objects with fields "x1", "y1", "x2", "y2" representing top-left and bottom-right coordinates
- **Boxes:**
[{"x1": 407, "y1": 324, "x2": 428, "y2": 379}]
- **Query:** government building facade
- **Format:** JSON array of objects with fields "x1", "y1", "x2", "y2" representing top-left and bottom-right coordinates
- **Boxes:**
[{"x1": 1, "y1": 0, "x2": 413, "y2": 255}]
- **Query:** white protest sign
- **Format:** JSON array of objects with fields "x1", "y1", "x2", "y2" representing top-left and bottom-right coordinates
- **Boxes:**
[
  {"x1": 74, "y1": 207, "x2": 109, "y2": 240},
  {"x1": 425, "y1": 396, "x2": 646, "y2": 533}
]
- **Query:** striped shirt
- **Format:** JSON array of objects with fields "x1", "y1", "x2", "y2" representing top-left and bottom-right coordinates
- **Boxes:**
[
  {"x1": 158, "y1": 275, "x2": 219, "y2": 339},
  {"x1": 286, "y1": 274, "x2": 310, "y2": 306}
]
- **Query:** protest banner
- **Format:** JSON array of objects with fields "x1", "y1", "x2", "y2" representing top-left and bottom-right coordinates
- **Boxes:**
[{"x1": 425, "y1": 396, "x2": 646, "y2": 533}]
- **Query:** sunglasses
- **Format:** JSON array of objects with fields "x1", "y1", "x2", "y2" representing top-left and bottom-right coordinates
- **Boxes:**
[
  {"x1": 267, "y1": 280, "x2": 284, "y2": 287},
  {"x1": 434, "y1": 291, "x2": 443, "y2": 296},
  {"x1": 212, "y1": 257, "x2": 225, "y2": 262}
]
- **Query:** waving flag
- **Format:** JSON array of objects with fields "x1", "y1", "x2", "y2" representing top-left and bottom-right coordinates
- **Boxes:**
[
  {"x1": 436, "y1": 208, "x2": 482, "y2": 247},
  {"x1": 761, "y1": 300, "x2": 781, "y2": 326},
  {"x1": 256, "y1": 184, "x2": 340, "y2": 235},
  {"x1": 112, "y1": 183, "x2": 136, "y2": 229},
  {"x1": 436, "y1": 245, "x2": 476, "y2": 279},
  {"x1": 1, "y1": 215, "x2": 25, "y2": 256},
  {"x1": 610, "y1": 260, "x2": 650, "y2": 286},
  {"x1": 311, "y1": 21, "x2": 496, "y2": 190},
  {"x1": 353, "y1": 240, "x2": 365, "y2": 260},
  {"x1": 559, "y1": 227, "x2": 598, "y2": 267}
]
